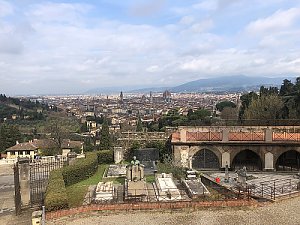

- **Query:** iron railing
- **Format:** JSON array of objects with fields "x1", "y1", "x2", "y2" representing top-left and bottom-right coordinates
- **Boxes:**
[
  {"x1": 30, "y1": 157, "x2": 68, "y2": 206},
  {"x1": 248, "y1": 178, "x2": 300, "y2": 200},
  {"x1": 82, "y1": 184, "x2": 251, "y2": 206}
]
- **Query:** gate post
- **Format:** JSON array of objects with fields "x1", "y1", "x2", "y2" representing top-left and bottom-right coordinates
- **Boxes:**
[
  {"x1": 14, "y1": 163, "x2": 21, "y2": 215},
  {"x1": 19, "y1": 158, "x2": 31, "y2": 206}
]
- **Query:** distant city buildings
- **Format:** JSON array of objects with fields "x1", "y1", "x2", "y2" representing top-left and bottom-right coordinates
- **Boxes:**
[{"x1": 28, "y1": 92, "x2": 240, "y2": 137}]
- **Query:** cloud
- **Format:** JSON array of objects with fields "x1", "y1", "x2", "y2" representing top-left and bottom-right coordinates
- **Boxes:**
[
  {"x1": 189, "y1": 19, "x2": 214, "y2": 33},
  {"x1": 217, "y1": 0, "x2": 242, "y2": 10},
  {"x1": 129, "y1": 0, "x2": 166, "y2": 17},
  {"x1": 179, "y1": 16, "x2": 195, "y2": 25},
  {"x1": 245, "y1": 8, "x2": 300, "y2": 35},
  {"x1": 26, "y1": 2, "x2": 92, "y2": 24},
  {"x1": 193, "y1": 1, "x2": 218, "y2": 11},
  {"x1": 0, "y1": 1, "x2": 300, "y2": 95},
  {"x1": 0, "y1": 1, "x2": 13, "y2": 17},
  {"x1": 0, "y1": 35, "x2": 23, "y2": 54}
]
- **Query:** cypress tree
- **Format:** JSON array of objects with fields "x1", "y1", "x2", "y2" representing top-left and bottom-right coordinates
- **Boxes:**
[
  {"x1": 99, "y1": 118, "x2": 111, "y2": 150},
  {"x1": 136, "y1": 117, "x2": 143, "y2": 132}
]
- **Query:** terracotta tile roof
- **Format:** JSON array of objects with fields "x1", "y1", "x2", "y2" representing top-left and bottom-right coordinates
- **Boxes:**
[
  {"x1": 6, "y1": 138, "x2": 84, "y2": 152},
  {"x1": 32, "y1": 139, "x2": 57, "y2": 149},
  {"x1": 61, "y1": 139, "x2": 83, "y2": 149},
  {"x1": 6, "y1": 142, "x2": 37, "y2": 151}
]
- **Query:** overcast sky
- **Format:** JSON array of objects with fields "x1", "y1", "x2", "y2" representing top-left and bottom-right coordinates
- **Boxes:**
[{"x1": 0, "y1": 0, "x2": 300, "y2": 95}]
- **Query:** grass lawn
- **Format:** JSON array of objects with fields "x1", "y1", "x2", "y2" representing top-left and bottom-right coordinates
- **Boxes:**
[
  {"x1": 66, "y1": 164, "x2": 107, "y2": 208},
  {"x1": 145, "y1": 174, "x2": 156, "y2": 183}
]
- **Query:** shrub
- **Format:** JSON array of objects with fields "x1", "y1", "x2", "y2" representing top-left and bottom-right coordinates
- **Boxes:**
[
  {"x1": 62, "y1": 152, "x2": 98, "y2": 186},
  {"x1": 45, "y1": 169, "x2": 68, "y2": 211},
  {"x1": 96, "y1": 150, "x2": 114, "y2": 164},
  {"x1": 157, "y1": 162, "x2": 186, "y2": 179}
]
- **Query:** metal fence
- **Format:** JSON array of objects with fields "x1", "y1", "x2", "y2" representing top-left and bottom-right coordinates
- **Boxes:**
[
  {"x1": 249, "y1": 178, "x2": 300, "y2": 200},
  {"x1": 82, "y1": 184, "x2": 251, "y2": 206},
  {"x1": 30, "y1": 157, "x2": 68, "y2": 206}
]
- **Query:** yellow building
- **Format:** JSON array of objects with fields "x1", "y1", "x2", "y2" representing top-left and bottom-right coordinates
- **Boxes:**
[{"x1": 5, "y1": 141, "x2": 37, "y2": 159}]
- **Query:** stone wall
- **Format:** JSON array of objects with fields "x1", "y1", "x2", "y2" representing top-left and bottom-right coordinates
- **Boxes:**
[{"x1": 46, "y1": 200, "x2": 258, "y2": 220}]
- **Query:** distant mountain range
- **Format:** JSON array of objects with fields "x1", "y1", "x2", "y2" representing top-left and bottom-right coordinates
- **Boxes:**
[
  {"x1": 86, "y1": 75, "x2": 296, "y2": 94},
  {"x1": 169, "y1": 75, "x2": 292, "y2": 93}
]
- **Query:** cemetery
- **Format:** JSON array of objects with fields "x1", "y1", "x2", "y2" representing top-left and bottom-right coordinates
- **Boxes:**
[
  {"x1": 28, "y1": 146, "x2": 299, "y2": 222},
  {"x1": 89, "y1": 148, "x2": 227, "y2": 204}
]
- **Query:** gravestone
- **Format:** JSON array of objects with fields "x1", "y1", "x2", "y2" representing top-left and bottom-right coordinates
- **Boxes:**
[
  {"x1": 133, "y1": 148, "x2": 159, "y2": 162},
  {"x1": 224, "y1": 164, "x2": 229, "y2": 183},
  {"x1": 126, "y1": 156, "x2": 144, "y2": 181},
  {"x1": 125, "y1": 156, "x2": 147, "y2": 201},
  {"x1": 114, "y1": 147, "x2": 123, "y2": 164},
  {"x1": 237, "y1": 166, "x2": 247, "y2": 186},
  {"x1": 106, "y1": 164, "x2": 126, "y2": 177},
  {"x1": 94, "y1": 181, "x2": 114, "y2": 202},
  {"x1": 133, "y1": 148, "x2": 159, "y2": 175}
]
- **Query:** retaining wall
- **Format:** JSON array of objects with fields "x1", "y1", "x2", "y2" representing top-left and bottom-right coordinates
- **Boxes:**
[{"x1": 46, "y1": 199, "x2": 257, "y2": 220}]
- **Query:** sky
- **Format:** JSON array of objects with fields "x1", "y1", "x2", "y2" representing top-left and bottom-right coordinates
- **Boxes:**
[{"x1": 0, "y1": 0, "x2": 300, "y2": 95}]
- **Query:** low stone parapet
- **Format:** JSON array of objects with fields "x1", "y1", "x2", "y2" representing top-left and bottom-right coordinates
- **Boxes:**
[{"x1": 46, "y1": 199, "x2": 258, "y2": 220}]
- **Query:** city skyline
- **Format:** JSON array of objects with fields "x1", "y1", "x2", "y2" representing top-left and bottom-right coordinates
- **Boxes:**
[{"x1": 0, "y1": 0, "x2": 300, "y2": 95}]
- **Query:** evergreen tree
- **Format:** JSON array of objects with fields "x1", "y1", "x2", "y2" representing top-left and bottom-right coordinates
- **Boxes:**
[
  {"x1": 99, "y1": 118, "x2": 111, "y2": 150},
  {"x1": 216, "y1": 101, "x2": 236, "y2": 112},
  {"x1": 136, "y1": 117, "x2": 143, "y2": 132},
  {"x1": 244, "y1": 94, "x2": 284, "y2": 120},
  {"x1": 0, "y1": 124, "x2": 22, "y2": 153},
  {"x1": 280, "y1": 79, "x2": 294, "y2": 96}
]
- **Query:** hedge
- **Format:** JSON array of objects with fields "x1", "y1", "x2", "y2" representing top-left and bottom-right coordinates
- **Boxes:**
[
  {"x1": 62, "y1": 152, "x2": 98, "y2": 186},
  {"x1": 96, "y1": 150, "x2": 114, "y2": 164},
  {"x1": 45, "y1": 151, "x2": 114, "y2": 211},
  {"x1": 44, "y1": 169, "x2": 68, "y2": 211}
]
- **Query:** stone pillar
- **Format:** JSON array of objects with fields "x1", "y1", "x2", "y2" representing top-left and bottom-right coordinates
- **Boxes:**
[
  {"x1": 126, "y1": 165, "x2": 131, "y2": 180},
  {"x1": 180, "y1": 129, "x2": 187, "y2": 142},
  {"x1": 19, "y1": 159, "x2": 30, "y2": 206},
  {"x1": 222, "y1": 129, "x2": 229, "y2": 142},
  {"x1": 264, "y1": 152, "x2": 274, "y2": 171},
  {"x1": 180, "y1": 147, "x2": 189, "y2": 168},
  {"x1": 265, "y1": 128, "x2": 273, "y2": 142},
  {"x1": 188, "y1": 156, "x2": 193, "y2": 169},
  {"x1": 114, "y1": 147, "x2": 123, "y2": 164},
  {"x1": 221, "y1": 152, "x2": 230, "y2": 168},
  {"x1": 173, "y1": 146, "x2": 182, "y2": 167}
]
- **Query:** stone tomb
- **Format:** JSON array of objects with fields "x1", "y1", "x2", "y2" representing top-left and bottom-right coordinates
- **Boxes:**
[
  {"x1": 182, "y1": 179, "x2": 209, "y2": 198},
  {"x1": 155, "y1": 173, "x2": 181, "y2": 201},
  {"x1": 182, "y1": 170, "x2": 209, "y2": 198},
  {"x1": 125, "y1": 157, "x2": 147, "y2": 201},
  {"x1": 94, "y1": 181, "x2": 115, "y2": 202},
  {"x1": 126, "y1": 157, "x2": 144, "y2": 181},
  {"x1": 106, "y1": 164, "x2": 127, "y2": 177}
]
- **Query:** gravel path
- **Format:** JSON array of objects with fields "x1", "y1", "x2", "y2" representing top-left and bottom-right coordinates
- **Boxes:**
[{"x1": 48, "y1": 195, "x2": 300, "y2": 225}]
